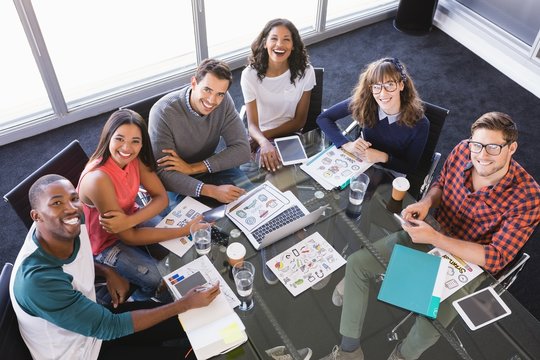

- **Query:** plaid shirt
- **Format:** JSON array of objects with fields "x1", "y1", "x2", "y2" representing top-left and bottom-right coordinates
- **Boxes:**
[{"x1": 432, "y1": 140, "x2": 540, "y2": 273}]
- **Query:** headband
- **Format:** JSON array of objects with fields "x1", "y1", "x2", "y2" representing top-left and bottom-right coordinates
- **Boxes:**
[{"x1": 383, "y1": 58, "x2": 407, "y2": 82}]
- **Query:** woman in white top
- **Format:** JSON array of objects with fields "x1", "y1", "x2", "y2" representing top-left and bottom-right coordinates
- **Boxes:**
[{"x1": 241, "y1": 18, "x2": 316, "y2": 172}]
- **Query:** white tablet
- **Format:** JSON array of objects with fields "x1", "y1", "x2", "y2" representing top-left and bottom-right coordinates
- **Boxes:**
[
  {"x1": 274, "y1": 135, "x2": 308, "y2": 166},
  {"x1": 452, "y1": 286, "x2": 511, "y2": 331}
]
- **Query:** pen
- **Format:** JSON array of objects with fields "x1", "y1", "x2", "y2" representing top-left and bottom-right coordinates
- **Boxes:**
[{"x1": 453, "y1": 255, "x2": 473, "y2": 272}]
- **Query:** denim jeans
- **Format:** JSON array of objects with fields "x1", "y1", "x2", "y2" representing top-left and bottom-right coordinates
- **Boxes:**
[{"x1": 95, "y1": 241, "x2": 164, "y2": 301}]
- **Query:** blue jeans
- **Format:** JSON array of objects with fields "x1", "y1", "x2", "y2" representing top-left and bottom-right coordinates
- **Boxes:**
[
  {"x1": 167, "y1": 167, "x2": 254, "y2": 211},
  {"x1": 95, "y1": 241, "x2": 166, "y2": 302}
]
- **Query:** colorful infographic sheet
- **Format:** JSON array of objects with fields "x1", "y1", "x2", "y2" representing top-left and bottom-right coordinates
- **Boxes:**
[
  {"x1": 155, "y1": 197, "x2": 210, "y2": 257},
  {"x1": 226, "y1": 181, "x2": 290, "y2": 233},
  {"x1": 429, "y1": 247, "x2": 484, "y2": 301},
  {"x1": 266, "y1": 232, "x2": 346, "y2": 296},
  {"x1": 300, "y1": 145, "x2": 373, "y2": 190}
]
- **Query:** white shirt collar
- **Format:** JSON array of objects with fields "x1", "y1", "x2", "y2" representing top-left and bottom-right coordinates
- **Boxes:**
[{"x1": 378, "y1": 107, "x2": 400, "y2": 124}]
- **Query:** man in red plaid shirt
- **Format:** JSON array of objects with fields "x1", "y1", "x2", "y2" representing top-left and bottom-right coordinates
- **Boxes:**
[{"x1": 322, "y1": 112, "x2": 540, "y2": 360}]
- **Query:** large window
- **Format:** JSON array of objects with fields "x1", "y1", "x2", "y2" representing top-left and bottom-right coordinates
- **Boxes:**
[
  {"x1": 1, "y1": 0, "x2": 51, "y2": 131},
  {"x1": 1, "y1": 0, "x2": 398, "y2": 145}
]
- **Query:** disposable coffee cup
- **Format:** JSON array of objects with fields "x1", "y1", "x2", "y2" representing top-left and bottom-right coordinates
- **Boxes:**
[
  {"x1": 226, "y1": 242, "x2": 246, "y2": 267},
  {"x1": 391, "y1": 177, "x2": 410, "y2": 201}
]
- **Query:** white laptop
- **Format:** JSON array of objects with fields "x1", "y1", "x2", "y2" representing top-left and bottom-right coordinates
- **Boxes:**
[{"x1": 226, "y1": 181, "x2": 326, "y2": 250}]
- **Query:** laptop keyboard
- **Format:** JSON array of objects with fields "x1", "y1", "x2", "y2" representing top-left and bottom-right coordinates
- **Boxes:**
[{"x1": 252, "y1": 205, "x2": 304, "y2": 243}]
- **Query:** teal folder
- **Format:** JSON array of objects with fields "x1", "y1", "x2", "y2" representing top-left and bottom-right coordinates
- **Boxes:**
[{"x1": 377, "y1": 244, "x2": 447, "y2": 319}]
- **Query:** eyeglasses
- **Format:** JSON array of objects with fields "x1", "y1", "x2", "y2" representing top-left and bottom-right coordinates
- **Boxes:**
[
  {"x1": 467, "y1": 140, "x2": 510, "y2": 156},
  {"x1": 370, "y1": 81, "x2": 398, "y2": 94}
]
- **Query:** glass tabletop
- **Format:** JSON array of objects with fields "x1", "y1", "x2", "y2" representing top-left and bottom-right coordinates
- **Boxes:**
[{"x1": 157, "y1": 129, "x2": 540, "y2": 360}]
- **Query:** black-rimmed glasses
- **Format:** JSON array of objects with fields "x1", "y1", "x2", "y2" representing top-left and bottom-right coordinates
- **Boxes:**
[
  {"x1": 467, "y1": 140, "x2": 510, "y2": 156},
  {"x1": 370, "y1": 81, "x2": 397, "y2": 94}
]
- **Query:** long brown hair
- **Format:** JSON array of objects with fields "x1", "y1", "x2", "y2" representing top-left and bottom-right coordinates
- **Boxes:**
[
  {"x1": 349, "y1": 58, "x2": 424, "y2": 128},
  {"x1": 89, "y1": 109, "x2": 157, "y2": 171}
]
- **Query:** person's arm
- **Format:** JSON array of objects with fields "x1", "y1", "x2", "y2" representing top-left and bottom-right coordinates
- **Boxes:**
[
  {"x1": 79, "y1": 168, "x2": 198, "y2": 245},
  {"x1": 316, "y1": 98, "x2": 354, "y2": 147},
  {"x1": 99, "y1": 160, "x2": 168, "y2": 234},
  {"x1": 131, "y1": 283, "x2": 220, "y2": 332}
]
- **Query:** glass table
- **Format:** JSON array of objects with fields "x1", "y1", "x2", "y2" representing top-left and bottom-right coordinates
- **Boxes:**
[{"x1": 158, "y1": 129, "x2": 540, "y2": 360}]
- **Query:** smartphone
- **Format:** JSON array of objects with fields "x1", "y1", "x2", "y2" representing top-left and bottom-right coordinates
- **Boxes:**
[
  {"x1": 393, "y1": 213, "x2": 418, "y2": 227},
  {"x1": 202, "y1": 205, "x2": 227, "y2": 222}
]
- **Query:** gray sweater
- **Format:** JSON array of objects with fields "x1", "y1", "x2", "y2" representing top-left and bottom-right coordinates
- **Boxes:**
[{"x1": 148, "y1": 86, "x2": 250, "y2": 196}]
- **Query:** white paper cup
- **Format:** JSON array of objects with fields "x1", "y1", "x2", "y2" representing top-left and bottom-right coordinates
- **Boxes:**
[
  {"x1": 226, "y1": 242, "x2": 246, "y2": 266},
  {"x1": 391, "y1": 177, "x2": 410, "y2": 201}
]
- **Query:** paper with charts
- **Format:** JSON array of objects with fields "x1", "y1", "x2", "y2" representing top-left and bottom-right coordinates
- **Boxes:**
[
  {"x1": 162, "y1": 256, "x2": 246, "y2": 359},
  {"x1": 226, "y1": 181, "x2": 290, "y2": 233},
  {"x1": 300, "y1": 145, "x2": 373, "y2": 190},
  {"x1": 155, "y1": 196, "x2": 210, "y2": 257},
  {"x1": 266, "y1": 232, "x2": 346, "y2": 296},
  {"x1": 429, "y1": 247, "x2": 484, "y2": 301}
]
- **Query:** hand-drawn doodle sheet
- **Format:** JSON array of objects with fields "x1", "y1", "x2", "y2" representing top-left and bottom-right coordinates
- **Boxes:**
[
  {"x1": 226, "y1": 182, "x2": 290, "y2": 233},
  {"x1": 266, "y1": 232, "x2": 346, "y2": 296},
  {"x1": 156, "y1": 197, "x2": 210, "y2": 257},
  {"x1": 301, "y1": 146, "x2": 372, "y2": 190},
  {"x1": 429, "y1": 247, "x2": 483, "y2": 301}
]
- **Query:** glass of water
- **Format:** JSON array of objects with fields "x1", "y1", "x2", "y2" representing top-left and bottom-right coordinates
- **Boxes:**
[
  {"x1": 190, "y1": 221, "x2": 212, "y2": 256},
  {"x1": 232, "y1": 261, "x2": 255, "y2": 311},
  {"x1": 346, "y1": 172, "x2": 370, "y2": 218}
]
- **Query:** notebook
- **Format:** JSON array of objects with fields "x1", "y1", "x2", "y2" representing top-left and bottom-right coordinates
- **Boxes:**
[
  {"x1": 377, "y1": 244, "x2": 448, "y2": 319},
  {"x1": 225, "y1": 181, "x2": 326, "y2": 250},
  {"x1": 163, "y1": 256, "x2": 247, "y2": 360}
]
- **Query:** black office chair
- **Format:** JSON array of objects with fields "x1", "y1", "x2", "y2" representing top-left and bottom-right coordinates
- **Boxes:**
[
  {"x1": 0, "y1": 263, "x2": 33, "y2": 359},
  {"x1": 408, "y1": 101, "x2": 449, "y2": 200},
  {"x1": 3, "y1": 140, "x2": 89, "y2": 229},
  {"x1": 301, "y1": 67, "x2": 325, "y2": 133}
]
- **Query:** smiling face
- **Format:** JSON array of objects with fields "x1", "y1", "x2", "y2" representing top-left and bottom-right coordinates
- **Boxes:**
[
  {"x1": 190, "y1": 72, "x2": 229, "y2": 116},
  {"x1": 372, "y1": 77, "x2": 404, "y2": 116},
  {"x1": 265, "y1": 25, "x2": 293, "y2": 67},
  {"x1": 31, "y1": 179, "x2": 83, "y2": 242},
  {"x1": 470, "y1": 128, "x2": 516, "y2": 181},
  {"x1": 108, "y1": 123, "x2": 143, "y2": 168}
]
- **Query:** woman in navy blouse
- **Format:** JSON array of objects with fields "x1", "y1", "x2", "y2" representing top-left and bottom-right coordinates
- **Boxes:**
[{"x1": 316, "y1": 57, "x2": 429, "y2": 175}]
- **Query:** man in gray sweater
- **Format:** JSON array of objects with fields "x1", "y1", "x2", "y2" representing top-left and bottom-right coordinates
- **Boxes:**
[{"x1": 149, "y1": 59, "x2": 250, "y2": 205}]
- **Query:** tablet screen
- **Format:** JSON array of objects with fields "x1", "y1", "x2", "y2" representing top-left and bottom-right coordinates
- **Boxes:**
[
  {"x1": 274, "y1": 136, "x2": 308, "y2": 165},
  {"x1": 453, "y1": 287, "x2": 511, "y2": 330}
]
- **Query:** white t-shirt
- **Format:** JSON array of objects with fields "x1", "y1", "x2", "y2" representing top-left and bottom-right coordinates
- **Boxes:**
[{"x1": 241, "y1": 64, "x2": 316, "y2": 132}]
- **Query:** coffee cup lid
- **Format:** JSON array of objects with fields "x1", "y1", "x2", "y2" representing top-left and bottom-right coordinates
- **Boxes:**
[
  {"x1": 392, "y1": 177, "x2": 410, "y2": 191},
  {"x1": 226, "y1": 242, "x2": 246, "y2": 259}
]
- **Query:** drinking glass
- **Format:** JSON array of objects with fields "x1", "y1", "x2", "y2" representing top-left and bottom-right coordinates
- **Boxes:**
[
  {"x1": 346, "y1": 172, "x2": 370, "y2": 218},
  {"x1": 190, "y1": 221, "x2": 212, "y2": 256},
  {"x1": 232, "y1": 261, "x2": 255, "y2": 311}
]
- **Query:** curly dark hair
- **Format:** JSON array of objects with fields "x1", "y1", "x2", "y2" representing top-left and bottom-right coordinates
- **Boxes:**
[
  {"x1": 247, "y1": 18, "x2": 310, "y2": 84},
  {"x1": 90, "y1": 109, "x2": 157, "y2": 171},
  {"x1": 349, "y1": 58, "x2": 424, "y2": 128}
]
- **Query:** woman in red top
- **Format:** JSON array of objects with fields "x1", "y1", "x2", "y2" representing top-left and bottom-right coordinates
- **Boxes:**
[{"x1": 79, "y1": 109, "x2": 199, "y2": 302}]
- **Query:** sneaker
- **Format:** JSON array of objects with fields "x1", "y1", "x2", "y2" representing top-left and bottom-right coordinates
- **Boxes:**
[
  {"x1": 387, "y1": 342, "x2": 405, "y2": 360},
  {"x1": 261, "y1": 247, "x2": 279, "y2": 285},
  {"x1": 319, "y1": 345, "x2": 364, "y2": 360},
  {"x1": 265, "y1": 345, "x2": 313, "y2": 360},
  {"x1": 332, "y1": 277, "x2": 345, "y2": 306}
]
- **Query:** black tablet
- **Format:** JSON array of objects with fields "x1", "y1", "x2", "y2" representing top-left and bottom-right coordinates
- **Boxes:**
[
  {"x1": 274, "y1": 135, "x2": 308, "y2": 165},
  {"x1": 202, "y1": 204, "x2": 227, "y2": 222}
]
